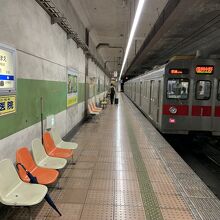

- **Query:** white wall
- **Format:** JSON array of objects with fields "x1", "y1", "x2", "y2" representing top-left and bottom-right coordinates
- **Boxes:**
[{"x1": 0, "y1": 0, "x2": 107, "y2": 161}]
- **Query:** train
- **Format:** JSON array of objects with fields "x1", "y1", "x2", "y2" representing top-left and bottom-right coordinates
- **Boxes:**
[{"x1": 124, "y1": 57, "x2": 220, "y2": 135}]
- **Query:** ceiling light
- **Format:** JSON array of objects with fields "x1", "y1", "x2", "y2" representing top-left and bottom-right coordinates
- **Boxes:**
[{"x1": 119, "y1": 0, "x2": 146, "y2": 80}]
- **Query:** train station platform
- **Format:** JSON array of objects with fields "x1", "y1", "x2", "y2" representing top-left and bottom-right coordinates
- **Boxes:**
[{"x1": 10, "y1": 93, "x2": 220, "y2": 220}]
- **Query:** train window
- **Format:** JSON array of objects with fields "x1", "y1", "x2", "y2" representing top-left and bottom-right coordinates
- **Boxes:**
[
  {"x1": 167, "y1": 79, "x2": 189, "y2": 99},
  {"x1": 196, "y1": 80, "x2": 211, "y2": 100}
]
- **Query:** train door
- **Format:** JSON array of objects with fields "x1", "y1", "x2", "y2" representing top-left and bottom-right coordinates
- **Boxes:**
[
  {"x1": 134, "y1": 82, "x2": 136, "y2": 102},
  {"x1": 149, "y1": 80, "x2": 154, "y2": 119},
  {"x1": 191, "y1": 79, "x2": 213, "y2": 131},
  {"x1": 140, "y1": 81, "x2": 142, "y2": 107},
  {"x1": 213, "y1": 79, "x2": 220, "y2": 135},
  {"x1": 145, "y1": 81, "x2": 150, "y2": 114},
  {"x1": 156, "y1": 80, "x2": 161, "y2": 123},
  {"x1": 151, "y1": 80, "x2": 159, "y2": 122},
  {"x1": 142, "y1": 81, "x2": 147, "y2": 112}
]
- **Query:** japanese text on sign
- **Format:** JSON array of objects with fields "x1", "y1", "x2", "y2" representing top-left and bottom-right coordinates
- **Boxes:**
[
  {"x1": 0, "y1": 45, "x2": 16, "y2": 91},
  {"x1": 196, "y1": 66, "x2": 214, "y2": 74},
  {"x1": 0, "y1": 95, "x2": 16, "y2": 116}
]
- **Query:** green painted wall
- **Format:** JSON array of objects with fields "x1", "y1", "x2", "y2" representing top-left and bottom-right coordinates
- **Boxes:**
[
  {"x1": 0, "y1": 79, "x2": 67, "y2": 139},
  {"x1": 0, "y1": 79, "x2": 87, "y2": 139}
]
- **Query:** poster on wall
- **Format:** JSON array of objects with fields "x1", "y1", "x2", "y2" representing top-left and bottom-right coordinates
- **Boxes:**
[
  {"x1": 67, "y1": 68, "x2": 78, "y2": 107},
  {"x1": 0, "y1": 43, "x2": 16, "y2": 116}
]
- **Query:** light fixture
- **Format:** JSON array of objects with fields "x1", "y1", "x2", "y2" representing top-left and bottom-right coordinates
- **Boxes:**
[{"x1": 119, "y1": 0, "x2": 146, "y2": 80}]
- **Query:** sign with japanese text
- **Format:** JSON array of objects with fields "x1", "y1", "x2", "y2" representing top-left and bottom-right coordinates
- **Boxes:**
[
  {"x1": 0, "y1": 95, "x2": 16, "y2": 116},
  {"x1": 169, "y1": 69, "x2": 189, "y2": 75},
  {"x1": 195, "y1": 65, "x2": 214, "y2": 74},
  {"x1": 67, "y1": 68, "x2": 78, "y2": 107},
  {"x1": 0, "y1": 44, "x2": 16, "y2": 93}
]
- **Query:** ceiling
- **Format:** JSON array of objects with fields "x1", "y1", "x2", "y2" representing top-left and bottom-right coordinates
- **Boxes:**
[
  {"x1": 71, "y1": 0, "x2": 220, "y2": 80},
  {"x1": 71, "y1": 0, "x2": 168, "y2": 75}
]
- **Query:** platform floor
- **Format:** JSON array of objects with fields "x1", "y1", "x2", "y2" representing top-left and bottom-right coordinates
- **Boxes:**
[{"x1": 10, "y1": 93, "x2": 220, "y2": 220}]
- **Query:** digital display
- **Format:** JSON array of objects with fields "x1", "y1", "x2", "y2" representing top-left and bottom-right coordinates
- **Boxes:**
[
  {"x1": 196, "y1": 65, "x2": 214, "y2": 74},
  {"x1": 169, "y1": 69, "x2": 189, "y2": 75}
]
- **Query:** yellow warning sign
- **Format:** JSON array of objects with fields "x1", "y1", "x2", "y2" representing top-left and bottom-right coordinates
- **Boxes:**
[
  {"x1": 67, "y1": 95, "x2": 77, "y2": 107},
  {"x1": 0, "y1": 95, "x2": 16, "y2": 116}
]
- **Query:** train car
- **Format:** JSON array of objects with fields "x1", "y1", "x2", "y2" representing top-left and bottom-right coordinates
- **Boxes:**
[{"x1": 124, "y1": 57, "x2": 220, "y2": 135}]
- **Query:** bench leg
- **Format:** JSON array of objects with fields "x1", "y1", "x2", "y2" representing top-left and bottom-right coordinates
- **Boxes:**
[
  {"x1": 27, "y1": 207, "x2": 32, "y2": 220},
  {"x1": 3, "y1": 207, "x2": 11, "y2": 220},
  {"x1": 56, "y1": 180, "x2": 62, "y2": 190},
  {"x1": 68, "y1": 154, "x2": 76, "y2": 165},
  {"x1": 49, "y1": 180, "x2": 62, "y2": 190}
]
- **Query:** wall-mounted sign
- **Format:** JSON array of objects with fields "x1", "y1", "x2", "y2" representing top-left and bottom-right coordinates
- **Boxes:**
[
  {"x1": 0, "y1": 44, "x2": 16, "y2": 93},
  {"x1": 67, "y1": 68, "x2": 78, "y2": 107},
  {"x1": 0, "y1": 43, "x2": 16, "y2": 116},
  {"x1": 195, "y1": 65, "x2": 214, "y2": 74},
  {"x1": 0, "y1": 95, "x2": 16, "y2": 116}
]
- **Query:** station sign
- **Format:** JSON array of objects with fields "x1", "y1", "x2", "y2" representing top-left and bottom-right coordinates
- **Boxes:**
[
  {"x1": 0, "y1": 43, "x2": 16, "y2": 116},
  {"x1": 0, "y1": 45, "x2": 16, "y2": 92},
  {"x1": 0, "y1": 95, "x2": 16, "y2": 116},
  {"x1": 195, "y1": 65, "x2": 214, "y2": 74}
]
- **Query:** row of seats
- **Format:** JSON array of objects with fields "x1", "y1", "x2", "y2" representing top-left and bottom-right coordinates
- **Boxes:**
[
  {"x1": 88, "y1": 101, "x2": 103, "y2": 115},
  {"x1": 88, "y1": 93, "x2": 108, "y2": 116},
  {"x1": 0, "y1": 128, "x2": 78, "y2": 216}
]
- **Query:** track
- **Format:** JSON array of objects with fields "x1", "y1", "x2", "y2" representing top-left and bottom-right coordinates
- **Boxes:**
[{"x1": 164, "y1": 134, "x2": 220, "y2": 199}]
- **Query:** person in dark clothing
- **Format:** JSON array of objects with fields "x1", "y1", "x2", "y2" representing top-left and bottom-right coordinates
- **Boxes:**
[{"x1": 110, "y1": 84, "x2": 115, "y2": 104}]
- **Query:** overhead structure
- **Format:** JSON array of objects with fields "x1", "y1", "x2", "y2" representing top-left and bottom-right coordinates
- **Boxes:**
[
  {"x1": 71, "y1": 0, "x2": 168, "y2": 75},
  {"x1": 35, "y1": 0, "x2": 110, "y2": 77},
  {"x1": 123, "y1": 0, "x2": 220, "y2": 79},
  {"x1": 119, "y1": 0, "x2": 146, "y2": 80}
]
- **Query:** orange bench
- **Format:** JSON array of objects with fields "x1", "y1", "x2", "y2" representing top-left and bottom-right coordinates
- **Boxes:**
[
  {"x1": 89, "y1": 103, "x2": 101, "y2": 113},
  {"x1": 16, "y1": 147, "x2": 59, "y2": 185},
  {"x1": 43, "y1": 132, "x2": 73, "y2": 159},
  {"x1": 91, "y1": 102, "x2": 102, "y2": 111}
]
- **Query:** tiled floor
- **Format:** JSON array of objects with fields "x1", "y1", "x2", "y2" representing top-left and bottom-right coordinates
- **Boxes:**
[{"x1": 8, "y1": 93, "x2": 220, "y2": 219}]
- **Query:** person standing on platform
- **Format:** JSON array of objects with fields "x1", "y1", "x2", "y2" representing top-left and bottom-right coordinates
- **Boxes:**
[{"x1": 110, "y1": 84, "x2": 116, "y2": 104}]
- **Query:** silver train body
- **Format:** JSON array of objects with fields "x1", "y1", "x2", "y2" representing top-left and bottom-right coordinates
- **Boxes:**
[{"x1": 124, "y1": 58, "x2": 220, "y2": 135}]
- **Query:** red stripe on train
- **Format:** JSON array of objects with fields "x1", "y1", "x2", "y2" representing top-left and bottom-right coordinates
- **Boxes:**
[
  {"x1": 192, "y1": 106, "x2": 211, "y2": 116},
  {"x1": 163, "y1": 105, "x2": 189, "y2": 116},
  {"x1": 215, "y1": 106, "x2": 220, "y2": 117}
]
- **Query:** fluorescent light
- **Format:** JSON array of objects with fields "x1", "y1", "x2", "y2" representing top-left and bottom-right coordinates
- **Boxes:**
[{"x1": 119, "y1": 0, "x2": 145, "y2": 80}]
